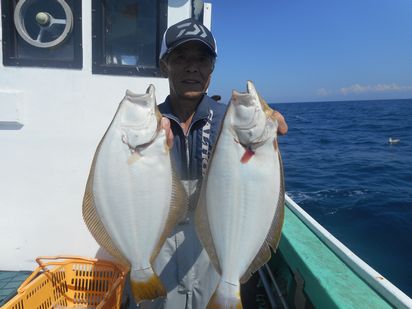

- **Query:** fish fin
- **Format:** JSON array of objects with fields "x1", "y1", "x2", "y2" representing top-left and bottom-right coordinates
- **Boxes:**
[
  {"x1": 258, "y1": 92, "x2": 281, "y2": 136},
  {"x1": 130, "y1": 269, "x2": 166, "y2": 303},
  {"x1": 195, "y1": 174, "x2": 222, "y2": 276},
  {"x1": 82, "y1": 141, "x2": 130, "y2": 267},
  {"x1": 207, "y1": 281, "x2": 242, "y2": 309},
  {"x1": 268, "y1": 152, "x2": 285, "y2": 251},
  {"x1": 171, "y1": 165, "x2": 189, "y2": 222},
  {"x1": 258, "y1": 93, "x2": 278, "y2": 121},
  {"x1": 273, "y1": 138, "x2": 278, "y2": 151},
  {"x1": 150, "y1": 163, "x2": 188, "y2": 263},
  {"x1": 240, "y1": 152, "x2": 285, "y2": 284}
]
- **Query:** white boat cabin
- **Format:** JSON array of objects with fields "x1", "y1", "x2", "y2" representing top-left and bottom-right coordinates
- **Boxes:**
[{"x1": 0, "y1": 0, "x2": 212, "y2": 271}]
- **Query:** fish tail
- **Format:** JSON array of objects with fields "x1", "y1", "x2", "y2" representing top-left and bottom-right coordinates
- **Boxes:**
[
  {"x1": 130, "y1": 267, "x2": 166, "y2": 303},
  {"x1": 207, "y1": 280, "x2": 242, "y2": 309}
]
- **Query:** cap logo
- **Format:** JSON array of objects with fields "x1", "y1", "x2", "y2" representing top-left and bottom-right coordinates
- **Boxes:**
[{"x1": 176, "y1": 22, "x2": 207, "y2": 38}]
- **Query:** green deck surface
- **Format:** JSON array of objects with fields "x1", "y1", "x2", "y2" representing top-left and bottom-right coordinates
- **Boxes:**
[
  {"x1": 278, "y1": 206, "x2": 393, "y2": 309},
  {"x1": 0, "y1": 271, "x2": 31, "y2": 306}
]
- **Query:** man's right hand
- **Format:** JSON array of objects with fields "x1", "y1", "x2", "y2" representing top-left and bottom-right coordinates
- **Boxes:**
[{"x1": 161, "y1": 117, "x2": 174, "y2": 149}]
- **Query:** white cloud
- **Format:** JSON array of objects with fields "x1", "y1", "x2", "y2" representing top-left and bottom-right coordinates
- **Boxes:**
[
  {"x1": 340, "y1": 83, "x2": 412, "y2": 95},
  {"x1": 317, "y1": 88, "x2": 329, "y2": 96}
]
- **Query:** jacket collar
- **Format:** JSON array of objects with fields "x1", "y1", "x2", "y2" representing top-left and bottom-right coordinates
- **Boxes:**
[{"x1": 160, "y1": 94, "x2": 211, "y2": 123}]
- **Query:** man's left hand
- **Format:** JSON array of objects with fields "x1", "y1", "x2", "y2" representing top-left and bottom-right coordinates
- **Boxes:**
[{"x1": 274, "y1": 111, "x2": 288, "y2": 135}]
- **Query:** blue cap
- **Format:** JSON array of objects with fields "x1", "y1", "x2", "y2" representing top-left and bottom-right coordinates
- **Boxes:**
[{"x1": 159, "y1": 18, "x2": 217, "y2": 59}]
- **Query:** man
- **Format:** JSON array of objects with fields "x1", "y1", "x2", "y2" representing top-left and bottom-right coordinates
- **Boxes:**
[{"x1": 129, "y1": 18, "x2": 287, "y2": 308}]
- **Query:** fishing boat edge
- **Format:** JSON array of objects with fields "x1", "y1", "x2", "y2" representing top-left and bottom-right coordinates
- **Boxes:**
[{"x1": 267, "y1": 194, "x2": 412, "y2": 308}]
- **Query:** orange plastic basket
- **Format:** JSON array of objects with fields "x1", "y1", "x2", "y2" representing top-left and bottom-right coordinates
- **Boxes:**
[{"x1": 1, "y1": 255, "x2": 128, "y2": 309}]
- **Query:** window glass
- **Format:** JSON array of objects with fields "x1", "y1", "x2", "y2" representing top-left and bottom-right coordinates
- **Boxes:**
[
  {"x1": 92, "y1": 0, "x2": 166, "y2": 76},
  {"x1": 103, "y1": 0, "x2": 156, "y2": 67}
]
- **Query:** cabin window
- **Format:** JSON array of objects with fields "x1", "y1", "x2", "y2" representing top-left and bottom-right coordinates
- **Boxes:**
[
  {"x1": 1, "y1": 0, "x2": 82, "y2": 68},
  {"x1": 92, "y1": 0, "x2": 167, "y2": 77}
]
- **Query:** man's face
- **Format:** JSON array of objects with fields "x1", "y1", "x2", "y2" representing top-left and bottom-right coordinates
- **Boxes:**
[{"x1": 161, "y1": 41, "x2": 215, "y2": 102}]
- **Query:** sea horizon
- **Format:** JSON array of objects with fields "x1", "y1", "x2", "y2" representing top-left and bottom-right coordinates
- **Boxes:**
[{"x1": 271, "y1": 97, "x2": 412, "y2": 105}]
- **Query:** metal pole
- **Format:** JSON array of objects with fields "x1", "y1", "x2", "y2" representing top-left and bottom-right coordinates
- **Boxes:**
[
  {"x1": 258, "y1": 268, "x2": 278, "y2": 309},
  {"x1": 264, "y1": 264, "x2": 289, "y2": 309}
]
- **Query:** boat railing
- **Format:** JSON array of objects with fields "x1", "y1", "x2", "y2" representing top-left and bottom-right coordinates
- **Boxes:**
[{"x1": 284, "y1": 194, "x2": 412, "y2": 309}]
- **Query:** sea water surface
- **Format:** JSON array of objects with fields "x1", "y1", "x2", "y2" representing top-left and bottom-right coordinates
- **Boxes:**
[{"x1": 271, "y1": 99, "x2": 412, "y2": 297}]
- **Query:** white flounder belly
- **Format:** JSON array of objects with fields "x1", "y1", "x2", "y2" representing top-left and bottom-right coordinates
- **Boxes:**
[
  {"x1": 93, "y1": 128, "x2": 172, "y2": 269},
  {"x1": 205, "y1": 126, "x2": 281, "y2": 284}
]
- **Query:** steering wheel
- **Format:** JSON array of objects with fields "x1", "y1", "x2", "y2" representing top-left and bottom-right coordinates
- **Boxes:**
[{"x1": 13, "y1": 0, "x2": 73, "y2": 48}]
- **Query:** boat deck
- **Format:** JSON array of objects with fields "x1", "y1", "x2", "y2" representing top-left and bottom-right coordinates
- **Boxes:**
[
  {"x1": 0, "y1": 270, "x2": 280, "y2": 308},
  {"x1": 1, "y1": 198, "x2": 410, "y2": 308},
  {"x1": 0, "y1": 271, "x2": 31, "y2": 306}
]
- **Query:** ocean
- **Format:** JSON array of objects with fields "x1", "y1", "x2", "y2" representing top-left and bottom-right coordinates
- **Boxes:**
[{"x1": 271, "y1": 99, "x2": 412, "y2": 297}]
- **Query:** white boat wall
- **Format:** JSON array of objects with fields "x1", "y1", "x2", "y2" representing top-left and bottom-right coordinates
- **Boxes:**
[{"x1": 0, "y1": 0, "x2": 211, "y2": 271}]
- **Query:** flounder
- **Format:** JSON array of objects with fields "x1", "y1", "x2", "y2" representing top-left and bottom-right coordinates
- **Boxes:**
[
  {"x1": 196, "y1": 81, "x2": 285, "y2": 308},
  {"x1": 83, "y1": 85, "x2": 186, "y2": 303}
]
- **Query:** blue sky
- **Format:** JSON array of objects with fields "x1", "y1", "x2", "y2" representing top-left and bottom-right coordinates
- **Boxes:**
[{"x1": 206, "y1": 0, "x2": 412, "y2": 103}]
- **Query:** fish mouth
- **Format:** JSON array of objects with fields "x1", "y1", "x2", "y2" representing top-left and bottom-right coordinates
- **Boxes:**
[
  {"x1": 122, "y1": 87, "x2": 158, "y2": 130},
  {"x1": 231, "y1": 91, "x2": 255, "y2": 107},
  {"x1": 120, "y1": 85, "x2": 161, "y2": 150},
  {"x1": 230, "y1": 81, "x2": 272, "y2": 145},
  {"x1": 121, "y1": 112, "x2": 156, "y2": 130},
  {"x1": 231, "y1": 80, "x2": 259, "y2": 106},
  {"x1": 230, "y1": 82, "x2": 261, "y2": 129},
  {"x1": 231, "y1": 95, "x2": 260, "y2": 131},
  {"x1": 121, "y1": 120, "x2": 161, "y2": 152}
]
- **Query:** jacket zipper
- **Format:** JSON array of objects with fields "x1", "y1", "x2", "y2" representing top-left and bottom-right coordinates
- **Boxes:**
[
  {"x1": 166, "y1": 116, "x2": 204, "y2": 215},
  {"x1": 184, "y1": 121, "x2": 196, "y2": 213}
]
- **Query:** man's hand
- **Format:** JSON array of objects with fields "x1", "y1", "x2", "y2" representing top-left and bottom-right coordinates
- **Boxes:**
[
  {"x1": 161, "y1": 117, "x2": 174, "y2": 149},
  {"x1": 273, "y1": 111, "x2": 288, "y2": 135}
]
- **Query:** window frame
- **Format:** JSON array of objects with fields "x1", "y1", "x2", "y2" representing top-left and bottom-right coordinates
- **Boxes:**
[{"x1": 91, "y1": 0, "x2": 167, "y2": 77}]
